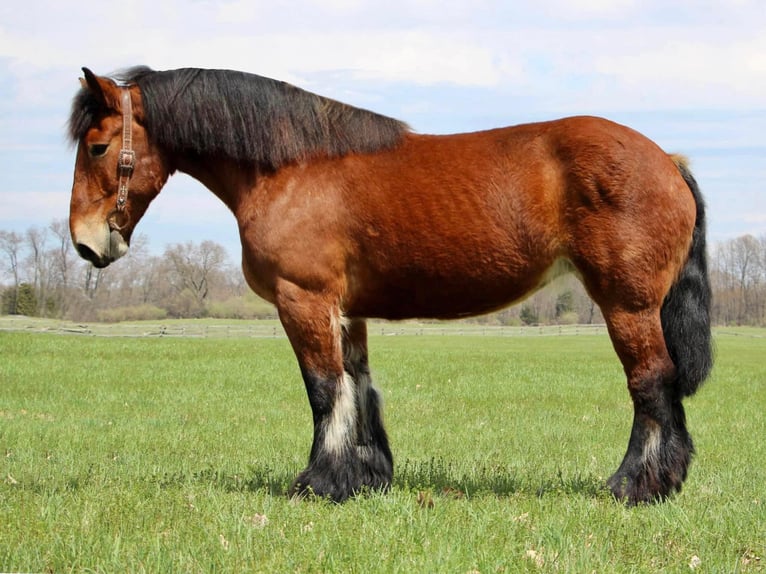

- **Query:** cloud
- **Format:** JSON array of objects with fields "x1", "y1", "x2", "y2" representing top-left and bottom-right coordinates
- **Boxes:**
[
  {"x1": 526, "y1": 0, "x2": 643, "y2": 20},
  {"x1": 0, "y1": 191, "x2": 68, "y2": 224},
  {"x1": 140, "y1": 29, "x2": 510, "y2": 88},
  {"x1": 2, "y1": 0, "x2": 765, "y2": 109},
  {"x1": 589, "y1": 32, "x2": 766, "y2": 109},
  {"x1": 0, "y1": 8, "x2": 508, "y2": 90},
  {"x1": 0, "y1": 0, "x2": 764, "y2": 247}
]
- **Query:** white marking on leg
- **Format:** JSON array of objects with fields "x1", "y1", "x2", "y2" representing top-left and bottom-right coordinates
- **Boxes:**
[
  {"x1": 323, "y1": 372, "x2": 357, "y2": 457},
  {"x1": 330, "y1": 310, "x2": 350, "y2": 342},
  {"x1": 330, "y1": 307, "x2": 351, "y2": 360},
  {"x1": 642, "y1": 422, "x2": 662, "y2": 469}
]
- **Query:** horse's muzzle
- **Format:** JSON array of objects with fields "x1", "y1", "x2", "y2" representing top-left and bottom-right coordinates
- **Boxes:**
[{"x1": 71, "y1": 223, "x2": 129, "y2": 268}]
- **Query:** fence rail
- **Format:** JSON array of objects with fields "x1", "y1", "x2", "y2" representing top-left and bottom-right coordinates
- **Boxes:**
[{"x1": 0, "y1": 316, "x2": 610, "y2": 339}]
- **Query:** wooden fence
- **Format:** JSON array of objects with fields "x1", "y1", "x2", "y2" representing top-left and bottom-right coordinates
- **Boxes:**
[{"x1": 0, "y1": 316, "x2": 609, "y2": 339}]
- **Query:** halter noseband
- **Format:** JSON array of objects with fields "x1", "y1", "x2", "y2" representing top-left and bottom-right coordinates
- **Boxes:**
[{"x1": 115, "y1": 89, "x2": 135, "y2": 213}]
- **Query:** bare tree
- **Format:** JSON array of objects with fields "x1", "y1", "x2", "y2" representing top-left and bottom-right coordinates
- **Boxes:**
[
  {"x1": 47, "y1": 219, "x2": 81, "y2": 317},
  {"x1": 4, "y1": 217, "x2": 765, "y2": 325},
  {"x1": 728, "y1": 235, "x2": 762, "y2": 324},
  {"x1": 118, "y1": 235, "x2": 162, "y2": 305},
  {"x1": 711, "y1": 234, "x2": 766, "y2": 326},
  {"x1": 0, "y1": 231, "x2": 23, "y2": 313},
  {"x1": 163, "y1": 240, "x2": 229, "y2": 316},
  {"x1": 24, "y1": 226, "x2": 52, "y2": 313},
  {"x1": 48, "y1": 220, "x2": 74, "y2": 289}
]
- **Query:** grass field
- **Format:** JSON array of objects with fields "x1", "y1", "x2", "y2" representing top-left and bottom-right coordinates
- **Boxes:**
[{"x1": 1, "y1": 326, "x2": 764, "y2": 572}]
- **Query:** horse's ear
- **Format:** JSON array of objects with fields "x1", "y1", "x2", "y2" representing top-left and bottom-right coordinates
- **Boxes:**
[{"x1": 80, "y1": 67, "x2": 122, "y2": 111}]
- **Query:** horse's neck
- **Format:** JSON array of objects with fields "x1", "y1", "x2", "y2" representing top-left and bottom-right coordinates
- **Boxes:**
[{"x1": 173, "y1": 154, "x2": 253, "y2": 214}]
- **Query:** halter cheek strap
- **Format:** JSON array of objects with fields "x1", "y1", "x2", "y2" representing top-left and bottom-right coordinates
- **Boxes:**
[{"x1": 116, "y1": 89, "x2": 135, "y2": 212}]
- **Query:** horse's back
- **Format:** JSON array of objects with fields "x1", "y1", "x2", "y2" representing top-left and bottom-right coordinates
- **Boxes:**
[{"x1": 253, "y1": 116, "x2": 695, "y2": 320}]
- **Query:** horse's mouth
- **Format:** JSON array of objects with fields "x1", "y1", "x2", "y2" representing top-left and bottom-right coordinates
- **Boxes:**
[{"x1": 71, "y1": 225, "x2": 129, "y2": 268}]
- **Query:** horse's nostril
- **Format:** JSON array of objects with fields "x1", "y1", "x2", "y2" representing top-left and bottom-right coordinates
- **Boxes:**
[
  {"x1": 75, "y1": 242, "x2": 96, "y2": 260},
  {"x1": 75, "y1": 243, "x2": 107, "y2": 267}
]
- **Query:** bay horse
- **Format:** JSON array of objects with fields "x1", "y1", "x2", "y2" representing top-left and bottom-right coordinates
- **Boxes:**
[{"x1": 67, "y1": 67, "x2": 712, "y2": 504}]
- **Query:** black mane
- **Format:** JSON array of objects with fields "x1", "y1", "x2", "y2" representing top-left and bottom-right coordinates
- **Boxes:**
[{"x1": 68, "y1": 66, "x2": 410, "y2": 169}]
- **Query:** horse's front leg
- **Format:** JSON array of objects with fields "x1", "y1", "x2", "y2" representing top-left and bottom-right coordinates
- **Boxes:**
[
  {"x1": 277, "y1": 284, "x2": 392, "y2": 502},
  {"x1": 341, "y1": 317, "x2": 393, "y2": 491}
]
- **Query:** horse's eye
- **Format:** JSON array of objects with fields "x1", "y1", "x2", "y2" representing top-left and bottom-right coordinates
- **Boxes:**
[{"x1": 89, "y1": 144, "x2": 109, "y2": 157}]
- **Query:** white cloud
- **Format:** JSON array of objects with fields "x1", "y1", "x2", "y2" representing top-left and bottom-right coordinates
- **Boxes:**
[
  {"x1": 136, "y1": 29, "x2": 506, "y2": 87},
  {"x1": 1, "y1": 0, "x2": 765, "y2": 244},
  {"x1": 590, "y1": 32, "x2": 766, "y2": 107},
  {"x1": 0, "y1": 7, "x2": 508, "y2": 89},
  {"x1": 0, "y1": 191, "x2": 68, "y2": 223},
  {"x1": 2, "y1": 1, "x2": 765, "y2": 106},
  {"x1": 530, "y1": 0, "x2": 641, "y2": 20}
]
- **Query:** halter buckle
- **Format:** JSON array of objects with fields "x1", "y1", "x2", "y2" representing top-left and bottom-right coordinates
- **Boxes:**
[{"x1": 118, "y1": 149, "x2": 135, "y2": 175}]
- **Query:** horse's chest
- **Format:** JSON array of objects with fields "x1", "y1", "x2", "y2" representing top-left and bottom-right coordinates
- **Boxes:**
[{"x1": 239, "y1": 246, "x2": 278, "y2": 304}]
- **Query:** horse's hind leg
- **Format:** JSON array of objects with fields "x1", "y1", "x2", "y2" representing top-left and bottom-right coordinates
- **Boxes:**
[
  {"x1": 277, "y1": 284, "x2": 392, "y2": 502},
  {"x1": 603, "y1": 306, "x2": 694, "y2": 504}
]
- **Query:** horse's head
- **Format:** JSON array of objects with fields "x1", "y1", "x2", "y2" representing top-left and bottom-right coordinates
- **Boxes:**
[{"x1": 68, "y1": 68, "x2": 170, "y2": 268}]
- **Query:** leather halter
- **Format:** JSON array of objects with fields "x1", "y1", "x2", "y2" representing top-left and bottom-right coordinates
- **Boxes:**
[{"x1": 115, "y1": 89, "x2": 135, "y2": 213}]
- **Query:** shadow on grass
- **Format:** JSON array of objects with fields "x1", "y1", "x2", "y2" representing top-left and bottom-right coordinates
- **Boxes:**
[
  {"x1": 15, "y1": 459, "x2": 606, "y2": 501},
  {"x1": 11, "y1": 465, "x2": 298, "y2": 497},
  {"x1": 152, "y1": 465, "x2": 298, "y2": 496},
  {"x1": 153, "y1": 458, "x2": 607, "y2": 501}
]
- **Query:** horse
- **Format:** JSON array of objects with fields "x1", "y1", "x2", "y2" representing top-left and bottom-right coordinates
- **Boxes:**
[{"x1": 67, "y1": 66, "x2": 712, "y2": 504}]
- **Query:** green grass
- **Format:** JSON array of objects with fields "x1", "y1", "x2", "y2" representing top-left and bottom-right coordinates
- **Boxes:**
[{"x1": 1, "y1": 329, "x2": 764, "y2": 572}]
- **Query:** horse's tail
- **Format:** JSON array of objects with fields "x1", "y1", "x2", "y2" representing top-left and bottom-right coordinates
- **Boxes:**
[{"x1": 660, "y1": 154, "x2": 713, "y2": 397}]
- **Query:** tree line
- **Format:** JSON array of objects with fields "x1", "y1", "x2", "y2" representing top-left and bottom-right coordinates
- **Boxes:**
[
  {"x1": 1, "y1": 220, "x2": 765, "y2": 326},
  {"x1": 0, "y1": 220, "x2": 272, "y2": 323}
]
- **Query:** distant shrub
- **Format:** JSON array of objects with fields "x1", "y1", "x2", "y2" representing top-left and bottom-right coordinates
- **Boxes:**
[
  {"x1": 165, "y1": 290, "x2": 206, "y2": 318},
  {"x1": 1, "y1": 283, "x2": 38, "y2": 316},
  {"x1": 519, "y1": 305, "x2": 539, "y2": 326},
  {"x1": 97, "y1": 305, "x2": 168, "y2": 323},
  {"x1": 206, "y1": 294, "x2": 276, "y2": 320},
  {"x1": 557, "y1": 311, "x2": 580, "y2": 325},
  {"x1": 495, "y1": 313, "x2": 521, "y2": 326}
]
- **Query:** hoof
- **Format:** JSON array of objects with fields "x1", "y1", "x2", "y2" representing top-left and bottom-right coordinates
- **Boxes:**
[
  {"x1": 289, "y1": 446, "x2": 393, "y2": 503},
  {"x1": 607, "y1": 464, "x2": 682, "y2": 506}
]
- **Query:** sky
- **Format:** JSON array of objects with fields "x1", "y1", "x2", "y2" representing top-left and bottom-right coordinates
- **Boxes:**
[{"x1": 1, "y1": 0, "x2": 764, "y2": 262}]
